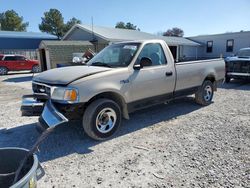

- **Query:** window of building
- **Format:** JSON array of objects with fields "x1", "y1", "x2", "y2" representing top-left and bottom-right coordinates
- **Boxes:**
[
  {"x1": 207, "y1": 41, "x2": 213, "y2": 53},
  {"x1": 226, "y1": 39, "x2": 234, "y2": 52}
]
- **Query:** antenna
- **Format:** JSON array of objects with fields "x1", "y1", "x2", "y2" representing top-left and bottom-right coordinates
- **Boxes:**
[{"x1": 91, "y1": 16, "x2": 94, "y2": 40}]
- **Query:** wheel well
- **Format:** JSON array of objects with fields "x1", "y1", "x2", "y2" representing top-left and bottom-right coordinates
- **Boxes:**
[
  {"x1": 87, "y1": 92, "x2": 129, "y2": 119},
  {"x1": 205, "y1": 75, "x2": 215, "y2": 83},
  {"x1": 204, "y1": 75, "x2": 216, "y2": 91}
]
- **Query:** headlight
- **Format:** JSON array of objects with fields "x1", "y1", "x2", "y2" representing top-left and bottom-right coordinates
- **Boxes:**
[{"x1": 51, "y1": 87, "x2": 78, "y2": 103}]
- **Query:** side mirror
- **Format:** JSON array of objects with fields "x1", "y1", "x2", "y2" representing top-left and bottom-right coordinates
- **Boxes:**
[{"x1": 133, "y1": 57, "x2": 152, "y2": 70}]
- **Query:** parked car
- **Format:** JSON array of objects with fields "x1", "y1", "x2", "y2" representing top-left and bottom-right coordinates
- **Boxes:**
[
  {"x1": 0, "y1": 54, "x2": 40, "y2": 75},
  {"x1": 21, "y1": 39, "x2": 225, "y2": 140},
  {"x1": 0, "y1": 54, "x2": 4, "y2": 60},
  {"x1": 225, "y1": 47, "x2": 250, "y2": 82}
]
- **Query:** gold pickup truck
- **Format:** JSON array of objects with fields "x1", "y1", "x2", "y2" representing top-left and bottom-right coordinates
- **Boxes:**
[{"x1": 21, "y1": 39, "x2": 225, "y2": 140}]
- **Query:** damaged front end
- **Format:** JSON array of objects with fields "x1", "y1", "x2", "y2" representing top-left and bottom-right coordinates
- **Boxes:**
[{"x1": 21, "y1": 94, "x2": 48, "y2": 116}]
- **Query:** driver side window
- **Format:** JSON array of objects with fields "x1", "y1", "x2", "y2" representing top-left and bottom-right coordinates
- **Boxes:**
[{"x1": 136, "y1": 43, "x2": 167, "y2": 66}]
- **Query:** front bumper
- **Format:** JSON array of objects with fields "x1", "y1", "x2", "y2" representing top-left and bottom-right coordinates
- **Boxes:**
[
  {"x1": 39, "y1": 100, "x2": 68, "y2": 128},
  {"x1": 21, "y1": 94, "x2": 48, "y2": 116},
  {"x1": 226, "y1": 72, "x2": 250, "y2": 79}
]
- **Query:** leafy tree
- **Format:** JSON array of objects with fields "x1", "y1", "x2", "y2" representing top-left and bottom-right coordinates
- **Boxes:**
[
  {"x1": 115, "y1": 21, "x2": 140, "y2": 30},
  {"x1": 39, "y1": 9, "x2": 81, "y2": 39},
  {"x1": 163, "y1": 27, "x2": 184, "y2": 37},
  {"x1": 63, "y1": 17, "x2": 81, "y2": 33},
  {"x1": 39, "y1": 9, "x2": 65, "y2": 39},
  {"x1": 0, "y1": 10, "x2": 28, "y2": 31},
  {"x1": 115, "y1": 21, "x2": 126, "y2": 29}
]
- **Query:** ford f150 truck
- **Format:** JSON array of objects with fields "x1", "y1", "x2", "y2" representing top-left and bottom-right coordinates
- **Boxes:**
[
  {"x1": 0, "y1": 54, "x2": 40, "y2": 75},
  {"x1": 225, "y1": 47, "x2": 250, "y2": 82},
  {"x1": 21, "y1": 40, "x2": 225, "y2": 140}
]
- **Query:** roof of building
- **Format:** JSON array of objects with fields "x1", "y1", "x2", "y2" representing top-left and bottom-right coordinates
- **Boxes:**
[
  {"x1": 0, "y1": 31, "x2": 58, "y2": 39},
  {"x1": 63, "y1": 24, "x2": 200, "y2": 46},
  {"x1": 188, "y1": 31, "x2": 250, "y2": 39},
  {"x1": 40, "y1": 40, "x2": 93, "y2": 46}
]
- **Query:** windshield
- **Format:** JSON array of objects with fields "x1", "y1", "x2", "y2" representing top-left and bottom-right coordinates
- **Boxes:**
[
  {"x1": 236, "y1": 49, "x2": 250, "y2": 57},
  {"x1": 87, "y1": 43, "x2": 140, "y2": 67}
]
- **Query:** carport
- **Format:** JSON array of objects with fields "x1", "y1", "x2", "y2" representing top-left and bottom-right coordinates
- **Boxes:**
[{"x1": 0, "y1": 31, "x2": 57, "y2": 59}]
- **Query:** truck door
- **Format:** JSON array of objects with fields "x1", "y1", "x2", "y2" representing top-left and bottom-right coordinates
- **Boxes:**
[{"x1": 129, "y1": 43, "x2": 175, "y2": 107}]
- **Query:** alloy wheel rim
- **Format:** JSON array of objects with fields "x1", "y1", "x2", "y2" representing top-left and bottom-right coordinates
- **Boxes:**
[
  {"x1": 33, "y1": 66, "x2": 39, "y2": 72},
  {"x1": 204, "y1": 85, "x2": 212, "y2": 101},
  {"x1": 0, "y1": 68, "x2": 6, "y2": 74},
  {"x1": 96, "y1": 108, "x2": 117, "y2": 133}
]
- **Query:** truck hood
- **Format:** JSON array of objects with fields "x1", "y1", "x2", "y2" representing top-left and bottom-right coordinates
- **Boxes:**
[
  {"x1": 226, "y1": 56, "x2": 250, "y2": 62},
  {"x1": 33, "y1": 66, "x2": 111, "y2": 85}
]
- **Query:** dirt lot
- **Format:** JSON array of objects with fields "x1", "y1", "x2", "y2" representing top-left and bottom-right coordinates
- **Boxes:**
[{"x1": 0, "y1": 73, "x2": 249, "y2": 188}]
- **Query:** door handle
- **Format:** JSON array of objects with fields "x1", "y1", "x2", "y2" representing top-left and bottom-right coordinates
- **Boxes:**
[{"x1": 165, "y1": 71, "x2": 173, "y2": 77}]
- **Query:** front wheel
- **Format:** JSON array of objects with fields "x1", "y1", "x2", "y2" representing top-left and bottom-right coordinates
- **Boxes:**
[
  {"x1": 225, "y1": 76, "x2": 231, "y2": 83},
  {"x1": 82, "y1": 99, "x2": 121, "y2": 140},
  {"x1": 195, "y1": 80, "x2": 214, "y2": 106},
  {"x1": 0, "y1": 66, "x2": 8, "y2": 75}
]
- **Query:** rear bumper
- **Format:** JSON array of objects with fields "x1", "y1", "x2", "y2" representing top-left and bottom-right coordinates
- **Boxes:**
[
  {"x1": 21, "y1": 94, "x2": 48, "y2": 116},
  {"x1": 39, "y1": 100, "x2": 68, "y2": 128}
]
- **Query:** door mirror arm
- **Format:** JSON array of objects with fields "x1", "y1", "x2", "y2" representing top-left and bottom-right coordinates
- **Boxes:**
[
  {"x1": 133, "y1": 64, "x2": 142, "y2": 70},
  {"x1": 133, "y1": 57, "x2": 152, "y2": 70}
]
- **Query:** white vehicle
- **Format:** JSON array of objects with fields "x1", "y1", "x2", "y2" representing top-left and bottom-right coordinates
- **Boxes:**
[{"x1": 21, "y1": 40, "x2": 225, "y2": 140}]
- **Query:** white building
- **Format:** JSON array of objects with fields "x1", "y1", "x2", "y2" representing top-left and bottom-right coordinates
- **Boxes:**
[
  {"x1": 63, "y1": 24, "x2": 200, "y2": 62},
  {"x1": 188, "y1": 31, "x2": 250, "y2": 59}
]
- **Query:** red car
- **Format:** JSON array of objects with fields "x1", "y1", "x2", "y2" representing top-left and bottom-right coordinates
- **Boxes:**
[{"x1": 0, "y1": 54, "x2": 40, "y2": 75}]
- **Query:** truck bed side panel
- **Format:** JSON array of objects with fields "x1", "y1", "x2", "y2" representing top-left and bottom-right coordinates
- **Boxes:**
[{"x1": 175, "y1": 59, "x2": 225, "y2": 92}]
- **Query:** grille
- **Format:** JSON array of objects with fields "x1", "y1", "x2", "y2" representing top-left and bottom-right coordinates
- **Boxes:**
[
  {"x1": 32, "y1": 82, "x2": 51, "y2": 96},
  {"x1": 227, "y1": 61, "x2": 250, "y2": 73}
]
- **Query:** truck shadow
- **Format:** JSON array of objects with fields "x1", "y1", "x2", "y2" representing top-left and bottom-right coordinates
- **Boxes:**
[
  {"x1": 0, "y1": 97, "x2": 202, "y2": 163},
  {"x1": 3, "y1": 75, "x2": 33, "y2": 83},
  {"x1": 219, "y1": 80, "x2": 250, "y2": 90}
]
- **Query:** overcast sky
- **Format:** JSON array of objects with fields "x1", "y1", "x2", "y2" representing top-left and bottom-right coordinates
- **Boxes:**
[{"x1": 0, "y1": 0, "x2": 249, "y2": 37}]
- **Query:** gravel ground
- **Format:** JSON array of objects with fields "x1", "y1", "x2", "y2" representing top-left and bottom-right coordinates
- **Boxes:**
[{"x1": 0, "y1": 73, "x2": 249, "y2": 188}]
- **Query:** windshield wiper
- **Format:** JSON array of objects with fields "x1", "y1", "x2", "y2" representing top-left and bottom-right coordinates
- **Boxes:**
[{"x1": 91, "y1": 62, "x2": 112, "y2": 68}]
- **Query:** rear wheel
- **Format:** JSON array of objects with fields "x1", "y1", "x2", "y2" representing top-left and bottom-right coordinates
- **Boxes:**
[
  {"x1": 195, "y1": 80, "x2": 214, "y2": 106},
  {"x1": 32, "y1": 65, "x2": 40, "y2": 73},
  {"x1": 0, "y1": 66, "x2": 8, "y2": 75},
  {"x1": 82, "y1": 99, "x2": 121, "y2": 140}
]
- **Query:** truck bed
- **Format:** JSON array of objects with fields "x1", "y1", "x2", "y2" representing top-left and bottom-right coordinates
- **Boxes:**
[{"x1": 175, "y1": 58, "x2": 225, "y2": 92}]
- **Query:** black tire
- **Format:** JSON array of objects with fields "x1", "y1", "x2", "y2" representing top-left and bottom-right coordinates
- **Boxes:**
[
  {"x1": 35, "y1": 122, "x2": 47, "y2": 133},
  {"x1": 32, "y1": 65, "x2": 40, "y2": 73},
  {"x1": 0, "y1": 66, "x2": 8, "y2": 75},
  {"x1": 195, "y1": 80, "x2": 214, "y2": 106},
  {"x1": 82, "y1": 99, "x2": 121, "y2": 141},
  {"x1": 225, "y1": 76, "x2": 231, "y2": 83}
]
